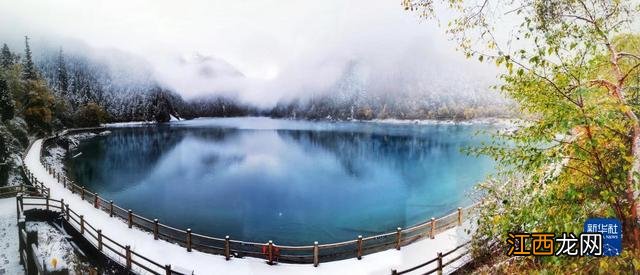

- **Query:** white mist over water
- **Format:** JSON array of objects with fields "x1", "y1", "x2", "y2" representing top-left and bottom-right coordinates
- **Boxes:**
[{"x1": 0, "y1": 0, "x2": 501, "y2": 108}]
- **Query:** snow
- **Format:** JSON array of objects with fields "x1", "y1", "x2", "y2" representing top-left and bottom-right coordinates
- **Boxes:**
[
  {"x1": 25, "y1": 222, "x2": 79, "y2": 271},
  {"x1": 103, "y1": 121, "x2": 156, "y2": 127},
  {"x1": 24, "y1": 139, "x2": 473, "y2": 274},
  {"x1": 170, "y1": 115, "x2": 180, "y2": 122},
  {"x1": 369, "y1": 117, "x2": 517, "y2": 127},
  {"x1": 0, "y1": 198, "x2": 25, "y2": 275},
  {"x1": 43, "y1": 146, "x2": 66, "y2": 176}
]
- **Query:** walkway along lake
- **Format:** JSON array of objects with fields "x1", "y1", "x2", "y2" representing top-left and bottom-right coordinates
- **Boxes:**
[{"x1": 63, "y1": 117, "x2": 496, "y2": 245}]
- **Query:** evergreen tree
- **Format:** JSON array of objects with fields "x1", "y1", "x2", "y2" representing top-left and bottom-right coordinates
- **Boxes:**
[
  {"x1": 0, "y1": 77, "x2": 15, "y2": 121},
  {"x1": 22, "y1": 36, "x2": 37, "y2": 81},
  {"x1": 56, "y1": 48, "x2": 69, "y2": 94},
  {"x1": 1, "y1": 44, "x2": 13, "y2": 70}
]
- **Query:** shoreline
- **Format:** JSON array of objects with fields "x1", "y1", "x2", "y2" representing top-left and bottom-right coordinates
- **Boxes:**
[
  {"x1": 42, "y1": 126, "x2": 478, "y2": 245},
  {"x1": 104, "y1": 115, "x2": 518, "y2": 128},
  {"x1": 42, "y1": 130, "x2": 480, "y2": 246},
  {"x1": 24, "y1": 139, "x2": 477, "y2": 273}
]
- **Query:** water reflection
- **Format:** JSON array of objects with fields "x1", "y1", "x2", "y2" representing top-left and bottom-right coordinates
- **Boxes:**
[{"x1": 66, "y1": 117, "x2": 494, "y2": 245}]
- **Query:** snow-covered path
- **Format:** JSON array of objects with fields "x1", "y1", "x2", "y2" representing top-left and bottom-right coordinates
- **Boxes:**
[
  {"x1": 24, "y1": 139, "x2": 472, "y2": 275},
  {"x1": 0, "y1": 198, "x2": 25, "y2": 275}
]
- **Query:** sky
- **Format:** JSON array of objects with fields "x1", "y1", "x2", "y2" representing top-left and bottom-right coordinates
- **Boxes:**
[{"x1": 0, "y1": 0, "x2": 498, "y2": 107}]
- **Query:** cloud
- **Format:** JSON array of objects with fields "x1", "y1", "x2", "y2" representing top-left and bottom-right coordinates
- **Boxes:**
[{"x1": 0, "y1": 0, "x2": 499, "y2": 107}]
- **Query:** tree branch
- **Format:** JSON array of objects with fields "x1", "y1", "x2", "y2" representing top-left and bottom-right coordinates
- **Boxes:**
[
  {"x1": 618, "y1": 51, "x2": 640, "y2": 61},
  {"x1": 589, "y1": 79, "x2": 619, "y2": 96}
]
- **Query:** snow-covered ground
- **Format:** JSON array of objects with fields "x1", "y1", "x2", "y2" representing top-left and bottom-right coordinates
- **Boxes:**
[
  {"x1": 104, "y1": 116, "x2": 516, "y2": 129},
  {"x1": 103, "y1": 121, "x2": 156, "y2": 127},
  {"x1": 0, "y1": 198, "x2": 25, "y2": 275},
  {"x1": 369, "y1": 117, "x2": 516, "y2": 126},
  {"x1": 24, "y1": 139, "x2": 473, "y2": 274},
  {"x1": 25, "y1": 222, "x2": 80, "y2": 272}
]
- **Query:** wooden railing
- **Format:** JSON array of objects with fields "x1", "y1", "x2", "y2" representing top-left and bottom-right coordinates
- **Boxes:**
[
  {"x1": 17, "y1": 195, "x2": 185, "y2": 275},
  {"x1": 32, "y1": 130, "x2": 478, "y2": 266},
  {"x1": 391, "y1": 241, "x2": 471, "y2": 275},
  {"x1": 0, "y1": 184, "x2": 46, "y2": 199}
]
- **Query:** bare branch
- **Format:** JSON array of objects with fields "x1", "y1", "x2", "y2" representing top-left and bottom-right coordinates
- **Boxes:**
[
  {"x1": 621, "y1": 63, "x2": 640, "y2": 84},
  {"x1": 589, "y1": 79, "x2": 618, "y2": 95},
  {"x1": 618, "y1": 51, "x2": 640, "y2": 61}
]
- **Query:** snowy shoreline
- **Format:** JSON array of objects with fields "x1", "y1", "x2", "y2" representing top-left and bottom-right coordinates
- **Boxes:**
[
  {"x1": 366, "y1": 117, "x2": 515, "y2": 126},
  {"x1": 103, "y1": 116, "x2": 517, "y2": 128},
  {"x1": 25, "y1": 138, "x2": 476, "y2": 274}
]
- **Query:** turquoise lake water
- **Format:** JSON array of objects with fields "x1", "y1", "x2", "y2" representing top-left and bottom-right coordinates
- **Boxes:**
[{"x1": 65, "y1": 117, "x2": 496, "y2": 245}]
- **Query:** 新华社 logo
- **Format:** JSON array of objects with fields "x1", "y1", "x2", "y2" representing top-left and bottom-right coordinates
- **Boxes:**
[{"x1": 505, "y1": 218, "x2": 621, "y2": 257}]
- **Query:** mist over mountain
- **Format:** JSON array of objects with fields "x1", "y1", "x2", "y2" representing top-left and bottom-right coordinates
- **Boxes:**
[
  {"x1": 0, "y1": 0, "x2": 512, "y2": 122},
  {"x1": 27, "y1": 40, "x2": 511, "y2": 122}
]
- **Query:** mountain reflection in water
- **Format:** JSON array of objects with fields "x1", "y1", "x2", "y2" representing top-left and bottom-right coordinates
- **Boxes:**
[{"x1": 65, "y1": 117, "x2": 496, "y2": 245}]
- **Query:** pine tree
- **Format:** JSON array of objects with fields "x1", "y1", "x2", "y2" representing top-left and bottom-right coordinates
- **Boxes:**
[
  {"x1": 22, "y1": 36, "x2": 37, "y2": 81},
  {"x1": 56, "y1": 48, "x2": 69, "y2": 94},
  {"x1": 1, "y1": 44, "x2": 13, "y2": 69},
  {"x1": 0, "y1": 77, "x2": 15, "y2": 121}
]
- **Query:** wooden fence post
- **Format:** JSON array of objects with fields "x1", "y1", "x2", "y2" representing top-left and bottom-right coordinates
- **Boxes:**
[
  {"x1": 391, "y1": 269, "x2": 398, "y2": 275},
  {"x1": 109, "y1": 201, "x2": 113, "y2": 217},
  {"x1": 357, "y1": 235, "x2": 363, "y2": 260},
  {"x1": 165, "y1": 265, "x2": 171, "y2": 275},
  {"x1": 396, "y1": 227, "x2": 402, "y2": 250},
  {"x1": 63, "y1": 177, "x2": 66, "y2": 188},
  {"x1": 154, "y1": 219, "x2": 159, "y2": 240},
  {"x1": 128, "y1": 209, "x2": 133, "y2": 228},
  {"x1": 267, "y1": 240, "x2": 274, "y2": 265},
  {"x1": 65, "y1": 204, "x2": 70, "y2": 221},
  {"x1": 94, "y1": 193, "x2": 99, "y2": 208},
  {"x1": 46, "y1": 196, "x2": 49, "y2": 211},
  {"x1": 457, "y1": 207, "x2": 462, "y2": 226},
  {"x1": 81, "y1": 187, "x2": 85, "y2": 200},
  {"x1": 430, "y1": 217, "x2": 436, "y2": 239},
  {"x1": 80, "y1": 215, "x2": 85, "y2": 234},
  {"x1": 60, "y1": 199, "x2": 64, "y2": 213},
  {"x1": 125, "y1": 245, "x2": 132, "y2": 270},
  {"x1": 224, "y1": 236, "x2": 230, "y2": 260},
  {"x1": 46, "y1": 188, "x2": 50, "y2": 199},
  {"x1": 437, "y1": 252, "x2": 443, "y2": 275},
  {"x1": 186, "y1": 229, "x2": 192, "y2": 252},
  {"x1": 97, "y1": 229, "x2": 103, "y2": 251},
  {"x1": 313, "y1": 241, "x2": 319, "y2": 267},
  {"x1": 16, "y1": 195, "x2": 22, "y2": 221}
]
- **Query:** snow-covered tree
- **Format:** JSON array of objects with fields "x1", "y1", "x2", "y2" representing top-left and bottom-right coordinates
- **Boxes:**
[
  {"x1": 1, "y1": 44, "x2": 14, "y2": 70},
  {"x1": 0, "y1": 76, "x2": 15, "y2": 121},
  {"x1": 22, "y1": 36, "x2": 37, "y2": 81},
  {"x1": 56, "y1": 48, "x2": 69, "y2": 95}
]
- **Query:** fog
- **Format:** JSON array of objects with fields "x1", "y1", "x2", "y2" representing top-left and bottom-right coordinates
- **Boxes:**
[{"x1": 0, "y1": 0, "x2": 499, "y2": 108}]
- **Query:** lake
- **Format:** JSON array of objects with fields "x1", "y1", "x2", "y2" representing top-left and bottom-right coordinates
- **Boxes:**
[{"x1": 64, "y1": 117, "x2": 496, "y2": 245}]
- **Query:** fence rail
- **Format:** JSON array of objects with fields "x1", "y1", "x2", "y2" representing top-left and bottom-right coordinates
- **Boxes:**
[
  {"x1": 31, "y1": 130, "x2": 478, "y2": 267},
  {"x1": 18, "y1": 195, "x2": 183, "y2": 275},
  {"x1": 391, "y1": 241, "x2": 471, "y2": 275}
]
